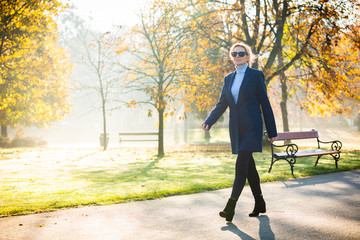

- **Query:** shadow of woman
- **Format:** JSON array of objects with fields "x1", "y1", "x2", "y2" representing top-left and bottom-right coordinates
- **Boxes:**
[
  {"x1": 257, "y1": 215, "x2": 275, "y2": 240},
  {"x1": 221, "y1": 223, "x2": 256, "y2": 240},
  {"x1": 220, "y1": 215, "x2": 275, "y2": 240}
]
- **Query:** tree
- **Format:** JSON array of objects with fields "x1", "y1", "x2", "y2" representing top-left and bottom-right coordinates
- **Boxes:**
[
  {"x1": 0, "y1": 0, "x2": 72, "y2": 138},
  {"x1": 179, "y1": 2, "x2": 232, "y2": 142},
  {"x1": 120, "y1": 0, "x2": 191, "y2": 157},
  {"x1": 275, "y1": 1, "x2": 360, "y2": 129},
  {"x1": 78, "y1": 31, "x2": 126, "y2": 150},
  {"x1": 291, "y1": 33, "x2": 360, "y2": 118}
]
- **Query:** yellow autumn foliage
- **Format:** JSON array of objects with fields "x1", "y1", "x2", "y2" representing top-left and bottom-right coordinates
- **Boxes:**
[{"x1": 0, "y1": 1, "x2": 72, "y2": 129}]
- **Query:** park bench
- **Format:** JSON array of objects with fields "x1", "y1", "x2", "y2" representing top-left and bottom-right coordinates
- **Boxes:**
[
  {"x1": 119, "y1": 132, "x2": 158, "y2": 144},
  {"x1": 266, "y1": 130, "x2": 342, "y2": 175}
]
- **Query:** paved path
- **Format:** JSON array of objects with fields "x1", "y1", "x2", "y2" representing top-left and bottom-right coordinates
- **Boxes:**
[{"x1": 1, "y1": 170, "x2": 359, "y2": 240}]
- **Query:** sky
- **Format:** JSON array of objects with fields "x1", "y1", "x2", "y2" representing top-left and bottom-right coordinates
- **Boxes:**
[{"x1": 68, "y1": 0, "x2": 148, "y2": 31}]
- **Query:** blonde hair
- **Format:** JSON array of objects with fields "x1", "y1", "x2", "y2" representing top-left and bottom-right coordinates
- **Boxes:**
[{"x1": 229, "y1": 42, "x2": 256, "y2": 67}]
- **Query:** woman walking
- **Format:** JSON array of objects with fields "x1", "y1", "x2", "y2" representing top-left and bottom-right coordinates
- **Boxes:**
[{"x1": 202, "y1": 42, "x2": 277, "y2": 222}]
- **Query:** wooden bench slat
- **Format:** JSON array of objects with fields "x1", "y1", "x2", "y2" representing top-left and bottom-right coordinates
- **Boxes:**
[
  {"x1": 119, "y1": 133, "x2": 158, "y2": 136},
  {"x1": 275, "y1": 131, "x2": 319, "y2": 141},
  {"x1": 119, "y1": 132, "x2": 158, "y2": 144},
  {"x1": 119, "y1": 139, "x2": 158, "y2": 142},
  {"x1": 275, "y1": 149, "x2": 340, "y2": 158}
]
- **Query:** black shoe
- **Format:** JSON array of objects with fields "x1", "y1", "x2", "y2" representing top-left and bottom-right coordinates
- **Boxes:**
[
  {"x1": 219, "y1": 198, "x2": 237, "y2": 222},
  {"x1": 249, "y1": 195, "x2": 266, "y2": 217}
]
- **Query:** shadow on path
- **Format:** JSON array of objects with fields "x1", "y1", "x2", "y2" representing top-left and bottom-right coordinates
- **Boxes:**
[
  {"x1": 257, "y1": 215, "x2": 275, "y2": 240},
  {"x1": 221, "y1": 215, "x2": 275, "y2": 240},
  {"x1": 221, "y1": 223, "x2": 255, "y2": 240},
  {"x1": 282, "y1": 170, "x2": 360, "y2": 189}
]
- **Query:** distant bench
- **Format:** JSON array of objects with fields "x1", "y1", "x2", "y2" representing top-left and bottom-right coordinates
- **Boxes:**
[
  {"x1": 267, "y1": 130, "x2": 342, "y2": 175},
  {"x1": 119, "y1": 132, "x2": 158, "y2": 144}
]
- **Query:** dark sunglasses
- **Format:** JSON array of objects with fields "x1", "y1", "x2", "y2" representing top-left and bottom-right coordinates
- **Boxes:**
[{"x1": 231, "y1": 51, "x2": 247, "y2": 57}]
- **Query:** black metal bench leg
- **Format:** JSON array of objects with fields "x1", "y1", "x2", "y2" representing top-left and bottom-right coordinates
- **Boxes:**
[
  {"x1": 314, "y1": 155, "x2": 322, "y2": 167},
  {"x1": 331, "y1": 153, "x2": 340, "y2": 169},
  {"x1": 268, "y1": 157, "x2": 275, "y2": 173},
  {"x1": 288, "y1": 157, "x2": 296, "y2": 176}
]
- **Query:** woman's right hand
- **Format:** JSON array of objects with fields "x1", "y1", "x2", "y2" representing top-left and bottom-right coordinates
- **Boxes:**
[
  {"x1": 269, "y1": 137, "x2": 277, "y2": 143},
  {"x1": 202, "y1": 123, "x2": 210, "y2": 131}
]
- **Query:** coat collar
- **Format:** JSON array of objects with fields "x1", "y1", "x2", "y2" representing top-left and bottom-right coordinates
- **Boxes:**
[
  {"x1": 238, "y1": 67, "x2": 251, "y2": 100},
  {"x1": 227, "y1": 72, "x2": 236, "y2": 106}
]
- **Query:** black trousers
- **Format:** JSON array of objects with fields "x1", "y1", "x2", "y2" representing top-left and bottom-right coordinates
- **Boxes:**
[{"x1": 230, "y1": 151, "x2": 262, "y2": 200}]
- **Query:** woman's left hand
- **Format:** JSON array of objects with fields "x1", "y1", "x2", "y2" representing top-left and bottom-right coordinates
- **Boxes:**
[{"x1": 268, "y1": 137, "x2": 277, "y2": 143}]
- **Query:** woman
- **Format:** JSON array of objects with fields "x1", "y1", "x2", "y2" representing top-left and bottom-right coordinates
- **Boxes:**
[{"x1": 202, "y1": 42, "x2": 277, "y2": 222}]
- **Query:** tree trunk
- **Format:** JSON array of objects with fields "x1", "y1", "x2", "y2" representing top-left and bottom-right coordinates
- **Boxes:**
[
  {"x1": 102, "y1": 101, "x2": 107, "y2": 151},
  {"x1": 278, "y1": 50, "x2": 290, "y2": 133},
  {"x1": 184, "y1": 115, "x2": 188, "y2": 144},
  {"x1": 205, "y1": 130, "x2": 210, "y2": 143},
  {"x1": 356, "y1": 115, "x2": 360, "y2": 132},
  {"x1": 158, "y1": 108, "x2": 165, "y2": 158},
  {"x1": 100, "y1": 77, "x2": 107, "y2": 150},
  {"x1": 1, "y1": 125, "x2": 7, "y2": 138}
]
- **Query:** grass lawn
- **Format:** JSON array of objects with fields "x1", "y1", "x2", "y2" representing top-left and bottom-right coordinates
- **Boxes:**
[{"x1": 0, "y1": 144, "x2": 359, "y2": 217}]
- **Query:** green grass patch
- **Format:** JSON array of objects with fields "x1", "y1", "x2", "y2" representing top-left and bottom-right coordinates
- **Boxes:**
[{"x1": 0, "y1": 144, "x2": 359, "y2": 217}]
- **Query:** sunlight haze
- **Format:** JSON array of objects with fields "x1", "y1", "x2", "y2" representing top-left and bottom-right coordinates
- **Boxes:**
[{"x1": 69, "y1": 0, "x2": 147, "y2": 30}]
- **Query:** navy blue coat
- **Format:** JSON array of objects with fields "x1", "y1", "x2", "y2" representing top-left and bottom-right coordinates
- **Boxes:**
[{"x1": 204, "y1": 67, "x2": 277, "y2": 154}]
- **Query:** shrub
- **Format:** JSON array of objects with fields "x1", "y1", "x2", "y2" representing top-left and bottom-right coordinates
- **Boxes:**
[{"x1": 0, "y1": 136, "x2": 47, "y2": 148}]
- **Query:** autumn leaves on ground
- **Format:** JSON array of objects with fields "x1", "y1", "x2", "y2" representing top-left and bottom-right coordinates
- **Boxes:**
[{"x1": 0, "y1": 144, "x2": 359, "y2": 217}]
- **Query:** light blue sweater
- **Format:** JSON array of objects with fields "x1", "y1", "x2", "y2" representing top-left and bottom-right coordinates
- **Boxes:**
[{"x1": 231, "y1": 63, "x2": 248, "y2": 104}]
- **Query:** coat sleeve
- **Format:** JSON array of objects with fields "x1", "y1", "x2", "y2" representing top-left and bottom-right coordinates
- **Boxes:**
[
  {"x1": 257, "y1": 71, "x2": 277, "y2": 138},
  {"x1": 203, "y1": 79, "x2": 228, "y2": 129}
]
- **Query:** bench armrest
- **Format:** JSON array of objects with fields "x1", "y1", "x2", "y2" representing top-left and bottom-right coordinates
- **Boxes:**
[
  {"x1": 271, "y1": 143, "x2": 299, "y2": 157},
  {"x1": 318, "y1": 139, "x2": 342, "y2": 151}
]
